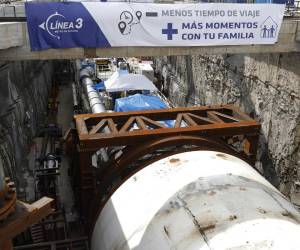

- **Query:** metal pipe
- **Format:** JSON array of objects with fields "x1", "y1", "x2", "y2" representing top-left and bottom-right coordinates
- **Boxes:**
[
  {"x1": 80, "y1": 67, "x2": 106, "y2": 114},
  {"x1": 72, "y1": 82, "x2": 79, "y2": 108},
  {"x1": 40, "y1": 135, "x2": 48, "y2": 160},
  {"x1": 79, "y1": 63, "x2": 109, "y2": 163},
  {"x1": 50, "y1": 137, "x2": 55, "y2": 155}
]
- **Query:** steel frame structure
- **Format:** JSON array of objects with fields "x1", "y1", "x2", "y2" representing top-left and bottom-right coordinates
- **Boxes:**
[
  {"x1": 73, "y1": 105, "x2": 260, "y2": 234},
  {"x1": 0, "y1": 197, "x2": 53, "y2": 250}
]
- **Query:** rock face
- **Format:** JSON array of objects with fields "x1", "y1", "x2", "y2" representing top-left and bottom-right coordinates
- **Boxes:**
[
  {"x1": 0, "y1": 61, "x2": 53, "y2": 199},
  {"x1": 154, "y1": 53, "x2": 300, "y2": 200}
]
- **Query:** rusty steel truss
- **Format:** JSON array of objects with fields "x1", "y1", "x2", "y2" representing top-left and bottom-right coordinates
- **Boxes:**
[{"x1": 73, "y1": 105, "x2": 260, "y2": 234}]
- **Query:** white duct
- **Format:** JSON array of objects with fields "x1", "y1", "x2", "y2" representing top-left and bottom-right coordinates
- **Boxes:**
[
  {"x1": 79, "y1": 64, "x2": 109, "y2": 163},
  {"x1": 80, "y1": 66, "x2": 106, "y2": 114},
  {"x1": 72, "y1": 82, "x2": 79, "y2": 108},
  {"x1": 92, "y1": 151, "x2": 300, "y2": 250},
  {"x1": 82, "y1": 77, "x2": 106, "y2": 114}
]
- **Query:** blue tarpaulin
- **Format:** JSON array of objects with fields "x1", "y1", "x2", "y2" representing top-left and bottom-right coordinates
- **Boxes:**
[
  {"x1": 118, "y1": 69, "x2": 129, "y2": 75},
  {"x1": 114, "y1": 94, "x2": 173, "y2": 127},
  {"x1": 115, "y1": 94, "x2": 167, "y2": 112},
  {"x1": 93, "y1": 81, "x2": 105, "y2": 90}
]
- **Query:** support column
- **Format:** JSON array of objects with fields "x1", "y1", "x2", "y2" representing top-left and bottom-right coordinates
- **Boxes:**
[{"x1": 78, "y1": 151, "x2": 95, "y2": 222}]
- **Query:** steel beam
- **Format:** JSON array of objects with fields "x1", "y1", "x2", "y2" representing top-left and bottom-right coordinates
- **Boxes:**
[{"x1": 75, "y1": 105, "x2": 259, "y2": 151}]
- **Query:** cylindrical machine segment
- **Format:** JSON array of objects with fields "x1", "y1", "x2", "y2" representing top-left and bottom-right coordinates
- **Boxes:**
[{"x1": 92, "y1": 151, "x2": 300, "y2": 250}]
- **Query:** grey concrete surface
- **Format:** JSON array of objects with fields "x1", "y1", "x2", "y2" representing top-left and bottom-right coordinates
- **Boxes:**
[
  {"x1": 0, "y1": 22, "x2": 24, "y2": 50},
  {"x1": 0, "y1": 3, "x2": 25, "y2": 18}
]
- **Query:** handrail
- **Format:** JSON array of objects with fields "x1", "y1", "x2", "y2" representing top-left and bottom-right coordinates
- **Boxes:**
[{"x1": 14, "y1": 237, "x2": 89, "y2": 250}]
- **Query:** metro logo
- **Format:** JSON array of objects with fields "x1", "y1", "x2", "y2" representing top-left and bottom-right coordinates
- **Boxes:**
[
  {"x1": 39, "y1": 12, "x2": 83, "y2": 40},
  {"x1": 49, "y1": 19, "x2": 83, "y2": 30}
]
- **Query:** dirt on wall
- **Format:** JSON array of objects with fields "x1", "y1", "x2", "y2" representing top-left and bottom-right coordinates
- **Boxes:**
[
  {"x1": 0, "y1": 60, "x2": 53, "y2": 199},
  {"x1": 154, "y1": 53, "x2": 300, "y2": 204}
]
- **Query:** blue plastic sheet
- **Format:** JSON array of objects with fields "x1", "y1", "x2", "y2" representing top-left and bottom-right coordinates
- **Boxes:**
[
  {"x1": 93, "y1": 81, "x2": 105, "y2": 90},
  {"x1": 118, "y1": 69, "x2": 129, "y2": 75},
  {"x1": 114, "y1": 94, "x2": 173, "y2": 127},
  {"x1": 115, "y1": 94, "x2": 167, "y2": 112}
]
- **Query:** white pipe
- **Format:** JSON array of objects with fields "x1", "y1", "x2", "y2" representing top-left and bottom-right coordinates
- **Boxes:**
[
  {"x1": 72, "y1": 83, "x2": 78, "y2": 108},
  {"x1": 92, "y1": 151, "x2": 300, "y2": 250},
  {"x1": 80, "y1": 66, "x2": 106, "y2": 114},
  {"x1": 79, "y1": 64, "x2": 109, "y2": 163},
  {"x1": 82, "y1": 77, "x2": 106, "y2": 114}
]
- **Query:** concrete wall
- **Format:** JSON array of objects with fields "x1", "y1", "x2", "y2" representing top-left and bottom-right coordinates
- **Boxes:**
[
  {"x1": 0, "y1": 60, "x2": 53, "y2": 199},
  {"x1": 154, "y1": 53, "x2": 300, "y2": 204}
]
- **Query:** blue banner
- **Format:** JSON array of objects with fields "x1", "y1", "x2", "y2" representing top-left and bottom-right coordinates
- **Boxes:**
[
  {"x1": 25, "y1": 2, "x2": 110, "y2": 51},
  {"x1": 25, "y1": 2, "x2": 285, "y2": 51}
]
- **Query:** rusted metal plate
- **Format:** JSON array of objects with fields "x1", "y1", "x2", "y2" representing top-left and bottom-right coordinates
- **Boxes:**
[
  {"x1": 79, "y1": 121, "x2": 259, "y2": 149},
  {"x1": 75, "y1": 105, "x2": 251, "y2": 126},
  {"x1": 75, "y1": 105, "x2": 259, "y2": 150},
  {"x1": 0, "y1": 178, "x2": 16, "y2": 222},
  {"x1": 0, "y1": 197, "x2": 53, "y2": 244}
]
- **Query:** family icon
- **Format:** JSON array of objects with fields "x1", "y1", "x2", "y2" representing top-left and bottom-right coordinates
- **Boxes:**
[{"x1": 260, "y1": 16, "x2": 278, "y2": 39}]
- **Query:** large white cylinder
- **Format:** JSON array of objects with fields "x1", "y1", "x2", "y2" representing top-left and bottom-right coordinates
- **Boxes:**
[{"x1": 92, "y1": 151, "x2": 300, "y2": 250}]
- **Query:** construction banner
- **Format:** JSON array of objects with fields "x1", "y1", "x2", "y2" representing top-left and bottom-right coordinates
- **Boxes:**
[{"x1": 25, "y1": 2, "x2": 285, "y2": 51}]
